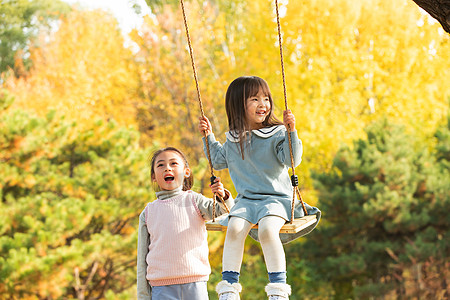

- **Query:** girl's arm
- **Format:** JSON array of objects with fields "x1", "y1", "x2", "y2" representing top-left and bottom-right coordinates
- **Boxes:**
[
  {"x1": 277, "y1": 110, "x2": 303, "y2": 167},
  {"x1": 137, "y1": 209, "x2": 152, "y2": 299},
  {"x1": 281, "y1": 131, "x2": 302, "y2": 167},
  {"x1": 210, "y1": 177, "x2": 235, "y2": 217},
  {"x1": 198, "y1": 116, "x2": 212, "y2": 136},
  {"x1": 209, "y1": 176, "x2": 227, "y2": 199},
  {"x1": 202, "y1": 134, "x2": 228, "y2": 170},
  {"x1": 195, "y1": 177, "x2": 235, "y2": 220},
  {"x1": 283, "y1": 109, "x2": 296, "y2": 132},
  {"x1": 199, "y1": 116, "x2": 228, "y2": 170}
]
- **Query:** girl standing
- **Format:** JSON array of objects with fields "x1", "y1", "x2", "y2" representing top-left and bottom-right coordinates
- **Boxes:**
[
  {"x1": 198, "y1": 76, "x2": 320, "y2": 300},
  {"x1": 137, "y1": 147, "x2": 234, "y2": 300}
]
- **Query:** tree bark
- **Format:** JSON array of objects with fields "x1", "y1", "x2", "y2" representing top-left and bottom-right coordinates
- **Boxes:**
[{"x1": 412, "y1": 0, "x2": 450, "y2": 34}]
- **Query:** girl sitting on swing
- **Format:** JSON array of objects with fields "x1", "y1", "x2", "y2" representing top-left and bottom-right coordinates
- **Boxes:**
[{"x1": 198, "y1": 76, "x2": 320, "y2": 300}]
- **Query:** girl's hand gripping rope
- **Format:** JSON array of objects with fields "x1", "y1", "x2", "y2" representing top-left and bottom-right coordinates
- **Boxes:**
[
  {"x1": 209, "y1": 177, "x2": 227, "y2": 199},
  {"x1": 198, "y1": 116, "x2": 212, "y2": 136},
  {"x1": 283, "y1": 109, "x2": 296, "y2": 132}
]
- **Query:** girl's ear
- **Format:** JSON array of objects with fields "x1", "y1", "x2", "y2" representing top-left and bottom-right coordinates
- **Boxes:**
[
  {"x1": 151, "y1": 174, "x2": 156, "y2": 182},
  {"x1": 184, "y1": 168, "x2": 191, "y2": 178}
]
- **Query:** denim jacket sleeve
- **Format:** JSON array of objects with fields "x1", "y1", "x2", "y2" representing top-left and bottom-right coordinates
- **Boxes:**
[
  {"x1": 276, "y1": 130, "x2": 302, "y2": 167},
  {"x1": 202, "y1": 133, "x2": 228, "y2": 170}
]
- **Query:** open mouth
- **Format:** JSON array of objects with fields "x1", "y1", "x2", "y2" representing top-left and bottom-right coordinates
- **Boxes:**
[{"x1": 164, "y1": 175, "x2": 175, "y2": 182}]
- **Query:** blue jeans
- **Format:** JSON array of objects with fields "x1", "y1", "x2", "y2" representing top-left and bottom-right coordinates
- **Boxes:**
[{"x1": 151, "y1": 281, "x2": 209, "y2": 300}]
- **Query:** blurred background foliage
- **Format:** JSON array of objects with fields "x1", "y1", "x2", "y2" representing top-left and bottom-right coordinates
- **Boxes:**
[{"x1": 0, "y1": 0, "x2": 449, "y2": 299}]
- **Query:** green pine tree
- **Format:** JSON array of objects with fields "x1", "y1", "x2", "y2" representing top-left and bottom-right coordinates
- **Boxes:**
[
  {"x1": 298, "y1": 118, "x2": 449, "y2": 299},
  {"x1": 0, "y1": 93, "x2": 154, "y2": 298}
]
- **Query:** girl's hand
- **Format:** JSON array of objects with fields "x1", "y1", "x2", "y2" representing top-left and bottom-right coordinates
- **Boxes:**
[
  {"x1": 283, "y1": 109, "x2": 296, "y2": 132},
  {"x1": 210, "y1": 177, "x2": 225, "y2": 198},
  {"x1": 198, "y1": 116, "x2": 213, "y2": 136}
]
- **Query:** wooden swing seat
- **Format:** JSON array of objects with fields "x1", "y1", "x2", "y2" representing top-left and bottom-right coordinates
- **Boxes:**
[{"x1": 206, "y1": 214, "x2": 317, "y2": 234}]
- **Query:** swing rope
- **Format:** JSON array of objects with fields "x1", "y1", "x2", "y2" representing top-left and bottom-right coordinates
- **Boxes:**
[
  {"x1": 180, "y1": 0, "x2": 307, "y2": 225},
  {"x1": 180, "y1": 0, "x2": 229, "y2": 221},
  {"x1": 274, "y1": 0, "x2": 308, "y2": 222}
]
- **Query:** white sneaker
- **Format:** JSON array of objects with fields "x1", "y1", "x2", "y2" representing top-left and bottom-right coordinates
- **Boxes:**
[
  {"x1": 269, "y1": 296, "x2": 288, "y2": 300},
  {"x1": 265, "y1": 283, "x2": 291, "y2": 300},
  {"x1": 216, "y1": 280, "x2": 242, "y2": 300},
  {"x1": 219, "y1": 292, "x2": 239, "y2": 300}
]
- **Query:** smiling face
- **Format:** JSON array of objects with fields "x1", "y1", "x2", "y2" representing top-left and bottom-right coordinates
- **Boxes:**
[
  {"x1": 151, "y1": 150, "x2": 191, "y2": 191},
  {"x1": 245, "y1": 88, "x2": 271, "y2": 130}
]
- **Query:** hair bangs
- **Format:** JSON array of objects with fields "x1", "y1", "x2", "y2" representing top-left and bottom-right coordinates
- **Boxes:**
[{"x1": 244, "y1": 77, "x2": 271, "y2": 100}]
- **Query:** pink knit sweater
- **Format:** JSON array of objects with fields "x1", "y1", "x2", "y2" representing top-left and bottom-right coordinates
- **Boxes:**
[{"x1": 145, "y1": 190, "x2": 210, "y2": 286}]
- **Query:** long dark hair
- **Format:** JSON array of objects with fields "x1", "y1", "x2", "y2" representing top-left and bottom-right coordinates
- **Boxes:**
[
  {"x1": 149, "y1": 147, "x2": 193, "y2": 191},
  {"x1": 225, "y1": 76, "x2": 282, "y2": 158}
]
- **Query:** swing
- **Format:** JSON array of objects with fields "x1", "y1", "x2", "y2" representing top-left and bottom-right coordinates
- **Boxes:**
[
  {"x1": 180, "y1": 0, "x2": 317, "y2": 234},
  {"x1": 206, "y1": 214, "x2": 317, "y2": 234}
]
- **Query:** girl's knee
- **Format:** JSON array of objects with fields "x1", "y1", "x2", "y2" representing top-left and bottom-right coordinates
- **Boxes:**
[
  {"x1": 226, "y1": 227, "x2": 243, "y2": 241},
  {"x1": 258, "y1": 217, "x2": 285, "y2": 243},
  {"x1": 258, "y1": 226, "x2": 280, "y2": 243},
  {"x1": 226, "y1": 218, "x2": 251, "y2": 241}
]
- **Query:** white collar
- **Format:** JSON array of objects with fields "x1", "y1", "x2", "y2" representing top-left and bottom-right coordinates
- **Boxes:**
[{"x1": 225, "y1": 125, "x2": 285, "y2": 142}]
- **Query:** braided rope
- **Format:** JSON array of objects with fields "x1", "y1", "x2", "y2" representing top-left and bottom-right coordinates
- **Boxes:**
[
  {"x1": 275, "y1": 0, "x2": 308, "y2": 222},
  {"x1": 180, "y1": 0, "x2": 229, "y2": 221}
]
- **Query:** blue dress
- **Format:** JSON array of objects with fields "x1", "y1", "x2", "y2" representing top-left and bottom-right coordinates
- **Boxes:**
[{"x1": 203, "y1": 125, "x2": 320, "y2": 244}]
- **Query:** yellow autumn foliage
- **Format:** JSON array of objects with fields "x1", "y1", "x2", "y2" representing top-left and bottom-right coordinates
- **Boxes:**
[
  {"x1": 131, "y1": 0, "x2": 449, "y2": 194},
  {"x1": 6, "y1": 9, "x2": 139, "y2": 128}
]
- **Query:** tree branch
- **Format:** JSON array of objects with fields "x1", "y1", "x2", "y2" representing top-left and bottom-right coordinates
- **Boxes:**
[{"x1": 412, "y1": 0, "x2": 450, "y2": 33}]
